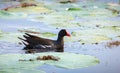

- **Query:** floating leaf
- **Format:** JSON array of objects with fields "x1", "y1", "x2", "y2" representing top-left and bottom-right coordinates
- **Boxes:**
[
  {"x1": 29, "y1": 14, "x2": 77, "y2": 28},
  {"x1": 0, "y1": 10, "x2": 27, "y2": 18},
  {"x1": 42, "y1": 32, "x2": 56, "y2": 37},
  {"x1": 0, "y1": 10, "x2": 13, "y2": 16},
  {"x1": 18, "y1": 29, "x2": 41, "y2": 34},
  {"x1": 44, "y1": 1, "x2": 114, "y2": 18},
  {"x1": 30, "y1": 14, "x2": 74, "y2": 23},
  {"x1": 39, "y1": 52, "x2": 99, "y2": 69},
  {"x1": 18, "y1": 29, "x2": 56, "y2": 37},
  {"x1": 79, "y1": 20, "x2": 120, "y2": 27},
  {"x1": 0, "y1": 69, "x2": 45, "y2": 73},
  {"x1": 51, "y1": 21, "x2": 81, "y2": 28},
  {"x1": 0, "y1": 32, "x2": 23, "y2": 43},
  {"x1": 7, "y1": 3, "x2": 52, "y2": 14},
  {"x1": 65, "y1": 28, "x2": 116, "y2": 43},
  {"x1": 67, "y1": 8, "x2": 81, "y2": 11},
  {"x1": 0, "y1": 29, "x2": 56, "y2": 43},
  {"x1": 0, "y1": 52, "x2": 99, "y2": 70},
  {"x1": 0, "y1": 54, "x2": 44, "y2": 69},
  {"x1": 60, "y1": 0, "x2": 72, "y2": 4},
  {"x1": 106, "y1": 5, "x2": 120, "y2": 16}
]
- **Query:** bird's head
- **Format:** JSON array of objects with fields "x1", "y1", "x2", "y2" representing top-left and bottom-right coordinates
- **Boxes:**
[{"x1": 58, "y1": 29, "x2": 71, "y2": 37}]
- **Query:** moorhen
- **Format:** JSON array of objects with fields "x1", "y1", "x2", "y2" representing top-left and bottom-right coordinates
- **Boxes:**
[{"x1": 18, "y1": 29, "x2": 70, "y2": 52}]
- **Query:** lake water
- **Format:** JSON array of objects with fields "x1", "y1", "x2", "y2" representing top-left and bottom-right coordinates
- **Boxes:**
[{"x1": 0, "y1": 0, "x2": 120, "y2": 73}]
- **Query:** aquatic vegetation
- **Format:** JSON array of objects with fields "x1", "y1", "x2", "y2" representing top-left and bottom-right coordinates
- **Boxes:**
[
  {"x1": 20, "y1": 3, "x2": 37, "y2": 8},
  {"x1": 59, "y1": 0, "x2": 76, "y2": 4},
  {"x1": 0, "y1": 52, "x2": 99, "y2": 71},
  {"x1": 0, "y1": 69, "x2": 45, "y2": 73},
  {"x1": 0, "y1": 10, "x2": 27, "y2": 18},
  {"x1": 19, "y1": 55, "x2": 60, "y2": 61},
  {"x1": 42, "y1": 32, "x2": 56, "y2": 37},
  {"x1": 0, "y1": 10, "x2": 12, "y2": 16},
  {"x1": 31, "y1": 14, "x2": 74, "y2": 23},
  {"x1": 6, "y1": 2, "x2": 52, "y2": 14},
  {"x1": 66, "y1": 8, "x2": 81, "y2": 11},
  {"x1": 107, "y1": 41, "x2": 120, "y2": 47},
  {"x1": 65, "y1": 34, "x2": 111, "y2": 44},
  {"x1": 27, "y1": 1, "x2": 120, "y2": 30},
  {"x1": 0, "y1": 0, "x2": 120, "y2": 44},
  {"x1": 0, "y1": 29, "x2": 56, "y2": 43},
  {"x1": 107, "y1": 4, "x2": 120, "y2": 15},
  {"x1": 2, "y1": 2, "x2": 37, "y2": 11},
  {"x1": 65, "y1": 28, "x2": 117, "y2": 43},
  {"x1": 0, "y1": 32, "x2": 23, "y2": 43},
  {"x1": 0, "y1": 0, "x2": 120, "y2": 73},
  {"x1": 44, "y1": 1, "x2": 114, "y2": 18},
  {"x1": 1, "y1": 0, "x2": 52, "y2": 15},
  {"x1": 18, "y1": 28, "x2": 56, "y2": 37},
  {"x1": 8, "y1": 6, "x2": 51, "y2": 14}
]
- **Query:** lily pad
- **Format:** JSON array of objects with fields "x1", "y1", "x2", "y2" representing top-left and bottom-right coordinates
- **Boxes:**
[
  {"x1": 44, "y1": 1, "x2": 114, "y2": 18},
  {"x1": 0, "y1": 32, "x2": 23, "y2": 43},
  {"x1": 45, "y1": 3, "x2": 76, "y2": 11},
  {"x1": 0, "y1": 52, "x2": 99, "y2": 70},
  {"x1": 18, "y1": 29, "x2": 56, "y2": 37},
  {"x1": 7, "y1": 3, "x2": 52, "y2": 14},
  {"x1": 79, "y1": 19, "x2": 120, "y2": 27},
  {"x1": 60, "y1": 0, "x2": 73, "y2": 4},
  {"x1": 0, "y1": 54, "x2": 44, "y2": 69},
  {"x1": 0, "y1": 30, "x2": 56, "y2": 43},
  {"x1": 42, "y1": 32, "x2": 56, "y2": 37},
  {"x1": 30, "y1": 14, "x2": 74, "y2": 23},
  {"x1": 65, "y1": 28, "x2": 118, "y2": 43},
  {"x1": 0, "y1": 10, "x2": 27, "y2": 19},
  {"x1": 0, "y1": 69, "x2": 45, "y2": 73},
  {"x1": 66, "y1": 9, "x2": 114, "y2": 18},
  {"x1": 29, "y1": 14, "x2": 78, "y2": 28},
  {"x1": 67, "y1": 8, "x2": 81, "y2": 11},
  {"x1": 39, "y1": 52, "x2": 100, "y2": 69},
  {"x1": 51, "y1": 21, "x2": 81, "y2": 28}
]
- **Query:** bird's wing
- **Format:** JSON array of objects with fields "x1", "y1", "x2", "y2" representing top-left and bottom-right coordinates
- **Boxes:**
[{"x1": 18, "y1": 33, "x2": 54, "y2": 46}]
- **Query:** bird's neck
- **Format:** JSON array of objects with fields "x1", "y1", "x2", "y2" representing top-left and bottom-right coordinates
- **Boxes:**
[
  {"x1": 57, "y1": 36, "x2": 64, "y2": 45},
  {"x1": 56, "y1": 36, "x2": 64, "y2": 52}
]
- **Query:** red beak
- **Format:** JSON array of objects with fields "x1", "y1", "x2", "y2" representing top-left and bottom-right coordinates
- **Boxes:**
[{"x1": 66, "y1": 31, "x2": 71, "y2": 37}]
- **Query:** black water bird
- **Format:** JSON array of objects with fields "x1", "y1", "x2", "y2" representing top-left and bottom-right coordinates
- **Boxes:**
[{"x1": 18, "y1": 29, "x2": 70, "y2": 53}]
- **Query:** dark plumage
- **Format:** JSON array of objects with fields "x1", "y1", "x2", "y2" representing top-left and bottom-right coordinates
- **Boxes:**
[{"x1": 18, "y1": 29, "x2": 70, "y2": 53}]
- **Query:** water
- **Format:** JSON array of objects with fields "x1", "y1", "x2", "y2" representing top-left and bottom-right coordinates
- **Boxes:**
[{"x1": 0, "y1": 0, "x2": 120, "y2": 73}]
